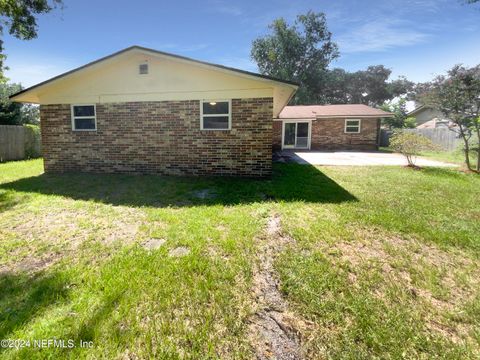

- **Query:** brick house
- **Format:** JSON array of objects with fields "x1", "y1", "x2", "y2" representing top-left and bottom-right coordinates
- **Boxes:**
[
  {"x1": 10, "y1": 46, "x2": 298, "y2": 177},
  {"x1": 11, "y1": 46, "x2": 391, "y2": 177}
]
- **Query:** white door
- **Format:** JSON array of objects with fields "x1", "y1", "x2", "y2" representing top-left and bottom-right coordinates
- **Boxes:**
[{"x1": 282, "y1": 121, "x2": 310, "y2": 149}]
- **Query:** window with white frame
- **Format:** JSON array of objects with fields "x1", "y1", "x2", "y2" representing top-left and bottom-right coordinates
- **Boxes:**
[
  {"x1": 200, "y1": 100, "x2": 231, "y2": 130},
  {"x1": 72, "y1": 105, "x2": 96, "y2": 131},
  {"x1": 345, "y1": 119, "x2": 361, "y2": 133}
]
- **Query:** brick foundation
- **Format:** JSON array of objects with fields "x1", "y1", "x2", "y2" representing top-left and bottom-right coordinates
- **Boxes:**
[{"x1": 40, "y1": 98, "x2": 273, "y2": 177}]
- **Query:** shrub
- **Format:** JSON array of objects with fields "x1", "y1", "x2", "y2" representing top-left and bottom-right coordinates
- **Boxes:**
[
  {"x1": 23, "y1": 124, "x2": 41, "y2": 158},
  {"x1": 390, "y1": 131, "x2": 438, "y2": 167},
  {"x1": 403, "y1": 116, "x2": 417, "y2": 129}
]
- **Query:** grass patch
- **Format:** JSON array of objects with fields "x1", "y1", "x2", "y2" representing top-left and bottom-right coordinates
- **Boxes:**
[
  {"x1": 0, "y1": 159, "x2": 479, "y2": 358},
  {"x1": 381, "y1": 146, "x2": 476, "y2": 169},
  {"x1": 419, "y1": 150, "x2": 467, "y2": 166}
]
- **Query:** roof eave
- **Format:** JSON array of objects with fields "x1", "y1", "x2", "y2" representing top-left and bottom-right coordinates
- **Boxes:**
[
  {"x1": 407, "y1": 105, "x2": 426, "y2": 116},
  {"x1": 314, "y1": 114, "x2": 394, "y2": 119}
]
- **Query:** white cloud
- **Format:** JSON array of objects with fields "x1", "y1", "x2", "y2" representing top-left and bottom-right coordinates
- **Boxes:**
[
  {"x1": 206, "y1": 0, "x2": 243, "y2": 16},
  {"x1": 336, "y1": 18, "x2": 430, "y2": 53}
]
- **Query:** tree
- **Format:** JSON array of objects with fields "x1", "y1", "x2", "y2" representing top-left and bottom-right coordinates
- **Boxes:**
[
  {"x1": 404, "y1": 116, "x2": 417, "y2": 129},
  {"x1": 420, "y1": 64, "x2": 480, "y2": 173},
  {"x1": 380, "y1": 98, "x2": 409, "y2": 129},
  {"x1": 251, "y1": 11, "x2": 339, "y2": 104},
  {"x1": 0, "y1": 82, "x2": 38, "y2": 124},
  {"x1": 0, "y1": 82, "x2": 22, "y2": 124},
  {"x1": 20, "y1": 103, "x2": 40, "y2": 124},
  {"x1": 322, "y1": 66, "x2": 414, "y2": 107},
  {"x1": 0, "y1": 0, "x2": 62, "y2": 81},
  {"x1": 390, "y1": 131, "x2": 438, "y2": 168},
  {"x1": 251, "y1": 12, "x2": 414, "y2": 106}
]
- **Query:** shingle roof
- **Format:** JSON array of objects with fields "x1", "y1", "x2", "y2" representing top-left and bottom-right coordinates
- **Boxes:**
[{"x1": 278, "y1": 104, "x2": 393, "y2": 118}]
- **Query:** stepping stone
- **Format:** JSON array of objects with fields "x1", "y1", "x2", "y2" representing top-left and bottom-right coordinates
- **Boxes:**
[
  {"x1": 142, "y1": 238, "x2": 166, "y2": 250},
  {"x1": 168, "y1": 246, "x2": 190, "y2": 257}
]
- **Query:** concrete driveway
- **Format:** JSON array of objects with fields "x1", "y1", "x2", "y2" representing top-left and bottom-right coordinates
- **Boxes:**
[{"x1": 275, "y1": 150, "x2": 457, "y2": 167}]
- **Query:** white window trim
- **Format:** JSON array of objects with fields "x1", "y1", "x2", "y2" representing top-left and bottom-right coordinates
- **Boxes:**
[
  {"x1": 344, "y1": 119, "x2": 361, "y2": 134},
  {"x1": 71, "y1": 104, "x2": 97, "y2": 131},
  {"x1": 200, "y1": 99, "x2": 232, "y2": 131}
]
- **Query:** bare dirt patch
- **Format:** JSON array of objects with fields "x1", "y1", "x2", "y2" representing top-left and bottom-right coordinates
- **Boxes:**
[
  {"x1": 142, "y1": 238, "x2": 166, "y2": 250},
  {"x1": 0, "y1": 252, "x2": 60, "y2": 274},
  {"x1": 9, "y1": 205, "x2": 145, "y2": 247},
  {"x1": 0, "y1": 203, "x2": 146, "y2": 272},
  {"x1": 326, "y1": 226, "x2": 480, "y2": 343},
  {"x1": 168, "y1": 246, "x2": 190, "y2": 257},
  {"x1": 248, "y1": 214, "x2": 306, "y2": 360}
]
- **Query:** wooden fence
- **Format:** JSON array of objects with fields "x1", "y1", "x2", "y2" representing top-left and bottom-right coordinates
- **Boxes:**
[
  {"x1": 380, "y1": 128, "x2": 461, "y2": 151},
  {"x1": 0, "y1": 125, "x2": 42, "y2": 162}
]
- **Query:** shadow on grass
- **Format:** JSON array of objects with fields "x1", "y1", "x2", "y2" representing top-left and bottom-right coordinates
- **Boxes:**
[
  {"x1": 0, "y1": 164, "x2": 357, "y2": 208},
  {"x1": 0, "y1": 191, "x2": 22, "y2": 212},
  {"x1": 0, "y1": 269, "x2": 125, "y2": 356},
  {"x1": 0, "y1": 271, "x2": 69, "y2": 342}
]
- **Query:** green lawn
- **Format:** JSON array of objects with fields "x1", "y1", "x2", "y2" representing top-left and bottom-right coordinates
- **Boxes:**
[
  {"x1": 380, "y1": 146, "x2": 475, "y2": 169},
  {"x1": 0, "y1": 159, "x2": 479, "y2": 359},
  {"x1": 418, "y1": 150, "x2": 467, "y2": 166}
]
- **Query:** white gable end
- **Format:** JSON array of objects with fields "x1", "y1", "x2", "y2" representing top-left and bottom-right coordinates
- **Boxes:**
[{"x1": 12, "y1": 47, "x2": 297, "y2": 117}]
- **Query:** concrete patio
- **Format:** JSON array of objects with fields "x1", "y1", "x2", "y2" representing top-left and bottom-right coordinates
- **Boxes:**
[{"x1": 275, "y1": 150, "x2": 457, "y2": 167}]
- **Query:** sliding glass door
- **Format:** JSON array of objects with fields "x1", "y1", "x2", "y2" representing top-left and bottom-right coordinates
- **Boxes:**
[{"x1": 282, "y1": 121, "x2": 310, "y2": 149}]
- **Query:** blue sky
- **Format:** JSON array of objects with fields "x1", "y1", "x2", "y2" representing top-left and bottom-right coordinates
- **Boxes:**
[{"x1": 3, "y1": 0, "x2": 480, "y2": 87}]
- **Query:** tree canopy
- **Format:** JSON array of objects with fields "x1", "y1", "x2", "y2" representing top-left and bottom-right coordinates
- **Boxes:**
[
  {"x1": 380, "y1": 98, "x2": 416, "y2": 129},
  {"x1": 251, "y1": 12, "x2": 413, "y2": 106},
  {"x1": 0, "y1": 82, "x2": 39, "y2": 125},
  {"x1": 251, "y1": 11, "x2": 339, "y2": 104},
  {"x1": 419, "y1": 64, "x2": 480, "y2": 172},
  {"x1": 323, "y1": 66, "x2": 413, "y2": 106},
  {"x1": 0, "y1": 0, "x2": 62, "y2": 81}
]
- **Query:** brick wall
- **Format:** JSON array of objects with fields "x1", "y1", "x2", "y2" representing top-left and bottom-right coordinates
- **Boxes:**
[
  {"x1": 311, "y1": 118, "x2": 379, "y2": 150},
  {"x1": 40, "y1": 98, "x2": 273, "y2": 177},
  {"x1": 272, "y1": 121, "x2": 282, "y2": 150},
  {"x1": 272, "y1": 118, "x2": 379, "y2": 151}
]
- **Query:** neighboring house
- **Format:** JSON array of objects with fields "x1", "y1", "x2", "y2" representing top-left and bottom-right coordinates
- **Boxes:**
[
  {"x1": 407, "y1": 105, "x2": 450, "y2": 128},
  {"x1": 273, "y1": 104, "x2": 392, "y2": 151},
  {"x1": 10, "y1": 46, "x2": 298, "y2": 177},
  {"x1": 416, "y1": 119, "x2": 452, "y2": 129}
]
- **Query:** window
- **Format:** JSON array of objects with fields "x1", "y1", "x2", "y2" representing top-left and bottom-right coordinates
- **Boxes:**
[
  {"x1": 71, "y1": 105, "x2": 96, "y2": 131},
  {"x1": 345, "y1": 119, "x2": 361, "y2": 133},
  {"x1": 200, "y1": 100, "x2": 231, "y2": 130},
  {"x1": 139, "y1": 63, "x2": 148, "y2": 74}
]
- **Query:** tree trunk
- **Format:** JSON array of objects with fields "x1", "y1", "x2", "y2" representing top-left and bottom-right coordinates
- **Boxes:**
[
  {"x1": 475, "y1": 126, "x2": 480, "y2": 173},
  {"x1": 459, "y1": 127, "x2": 474, "y2": 171},
  {"x1": 477, "y1": 149, "x2": 480, "y2": 173}
]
